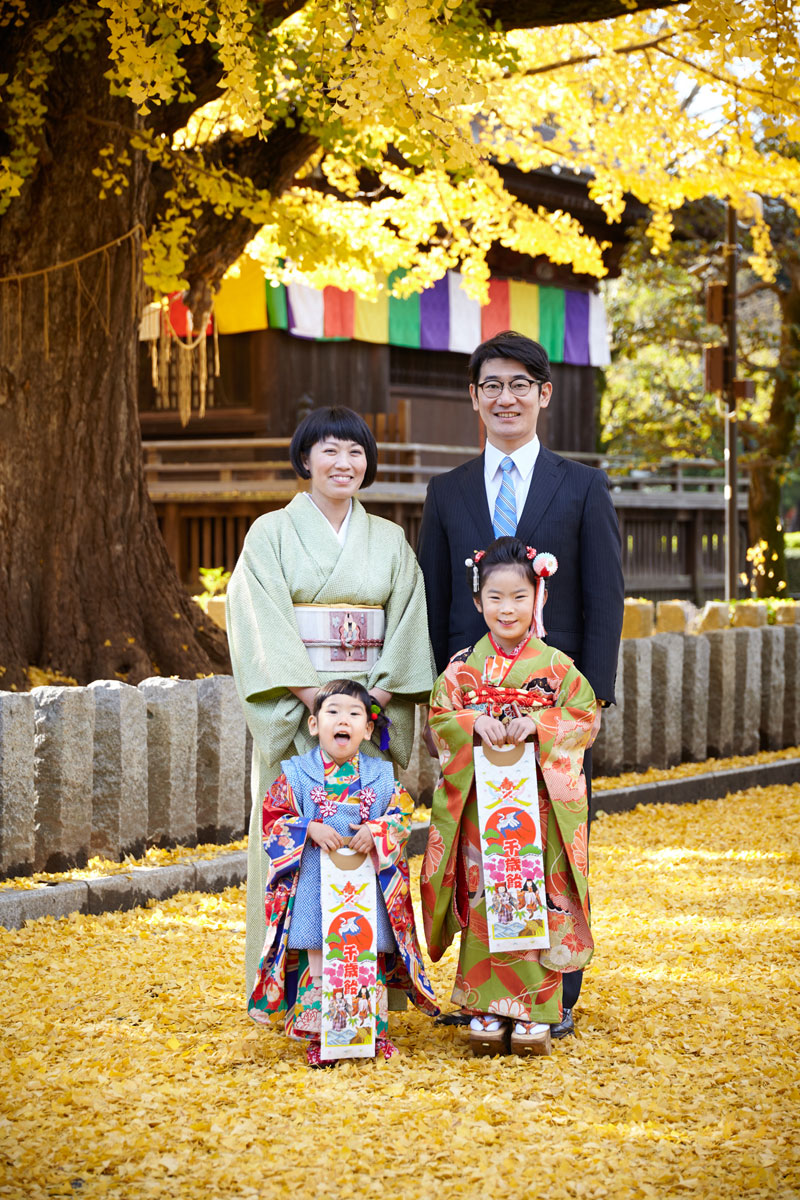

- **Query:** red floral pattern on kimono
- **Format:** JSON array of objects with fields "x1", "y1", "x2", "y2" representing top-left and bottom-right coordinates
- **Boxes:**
[{"x1": 420, "y1": 631, "x2": 598, "y2": 1023}]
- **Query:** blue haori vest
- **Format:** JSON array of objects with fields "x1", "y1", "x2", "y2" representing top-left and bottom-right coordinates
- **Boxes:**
[{"x1": 284, "y1": 747, "x2": 397, "y2": 952}]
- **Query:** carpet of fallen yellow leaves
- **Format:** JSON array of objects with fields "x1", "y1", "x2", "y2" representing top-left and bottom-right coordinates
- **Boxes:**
[{"x1": 2, "y1": 785, "x2": 799, "y2": 1200}]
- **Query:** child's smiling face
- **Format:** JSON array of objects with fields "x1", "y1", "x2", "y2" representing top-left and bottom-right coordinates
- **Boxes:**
[
  {"x1": 308, "y1": 694, "x2": 374, "y2": 764},
  {"x1": 474, "y1": 563, "x2": 536, "y2": 653}
]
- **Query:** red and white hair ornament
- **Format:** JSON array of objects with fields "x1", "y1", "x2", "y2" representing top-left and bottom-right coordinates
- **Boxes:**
[
  {"x1": 533, "y1": 551, "x2": 558, "y2": 578},
  {"x1": 525, "y1": 546, "x2": 536, "y2": 560},
  {"x1": 531, "y1": 552, "x2": 558, "y2": 637},
  {"x1": 464, "y1": 556, "x2": 479, "y2": 592}
]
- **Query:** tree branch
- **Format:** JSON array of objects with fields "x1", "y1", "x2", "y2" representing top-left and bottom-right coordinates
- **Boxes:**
[
  {"x1": 504, "y1": 25, "x2": 696, "y2": 79},
  {"x1": 482, "y1": 0, "x2": 685, "y2": 29},
  {"x1": 739, "y1": 280, "x2": 781, "y2": 301},
  {"x1": 654, "y1": 46, "x2": 800, "y2": 115}
]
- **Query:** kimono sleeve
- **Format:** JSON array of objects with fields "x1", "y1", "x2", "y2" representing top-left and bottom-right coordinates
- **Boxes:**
[
  {"x1": 428, "y1": 657, "x2": 481, "y2": 779},
  {"x1": 421, "y1": 659, "x2": 481, "y2": 959},
  {"x1": 226, "y1": 517, "x2": 321, "y2": 703},
  {"x1": 532, "y1": 661, "x2": 599, "y2": 802},
  {"x1": 263, "y1": 773, "x2": 312, "y2": 888},
  {"x1": 367, "y1": 526, "x2": 435, "y2": 702},
  {"x1": 365, "y1": 783, "x2": 414, "y2": 874}
]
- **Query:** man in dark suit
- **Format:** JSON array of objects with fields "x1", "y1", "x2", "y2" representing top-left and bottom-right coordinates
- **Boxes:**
[{"x1": 417, "y1": 330, "x2": 624, "y2": 1036}]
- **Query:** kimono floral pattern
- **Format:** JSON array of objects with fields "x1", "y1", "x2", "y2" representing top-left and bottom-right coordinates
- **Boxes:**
[
  {"x1": 249, "y1": 754, "x2": 438, "y2": 1034},
  {"x1": 421, "y1": 632, "x2": 598, "y2": 1024}
]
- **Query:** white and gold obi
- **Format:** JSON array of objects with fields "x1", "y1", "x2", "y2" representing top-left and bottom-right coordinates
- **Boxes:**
[{"x1": 293, "y1": 604, "x2": 385, "y2": 672}]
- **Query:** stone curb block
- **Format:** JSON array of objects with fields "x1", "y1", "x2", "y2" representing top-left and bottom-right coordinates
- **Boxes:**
[
  {"x1": 124, "y1": 864, "x2": 199, "y2": 910},
  {"x1": 194, "y1": 851, "x2": 248, "y2": 893},
  {"x1": 0, "y1": 858, "x2": 243, "y2": 931},
  {"x1": 592, "y1": 757, "x2": 800, "y2": 815},
  {"x1": 4, "y1": 766, "x2": 799, "y2": 930},
  {"x1": 0, "y1": 880, "x2": 89, "y2": 930}
]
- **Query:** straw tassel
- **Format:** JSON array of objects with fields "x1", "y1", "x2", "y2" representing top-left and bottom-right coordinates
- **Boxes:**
[
  {"x1": 197, "y1": 336, "x2": 207, "y2": 419},
  {"x1": 175, "y1": 340, "x2": 192, "y2": 427}
]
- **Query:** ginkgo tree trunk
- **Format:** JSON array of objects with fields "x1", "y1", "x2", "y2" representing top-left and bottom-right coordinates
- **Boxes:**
[{"x1": 0, "y1": 74, "x2": 230, "y2": 687}]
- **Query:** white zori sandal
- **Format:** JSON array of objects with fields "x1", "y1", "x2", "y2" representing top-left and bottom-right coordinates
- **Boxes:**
[
  {"x1": 468, "y1": 1015, "x2": 509, "y2": 1056},
  {"x1": 510, "y1": 1021, "x2": 552, "y2": 1057}
]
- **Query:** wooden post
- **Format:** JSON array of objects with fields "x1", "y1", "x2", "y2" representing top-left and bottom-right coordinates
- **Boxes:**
[{"x1": 724, "y1": 202, "x2": 739, "y2": 601}]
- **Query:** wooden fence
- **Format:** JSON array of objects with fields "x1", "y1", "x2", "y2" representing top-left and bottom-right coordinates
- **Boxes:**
[{"x1": 144, "y1": 439, "x2": 749, "y2": 601}]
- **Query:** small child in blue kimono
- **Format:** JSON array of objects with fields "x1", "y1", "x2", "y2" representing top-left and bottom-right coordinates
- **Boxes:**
[{"x1": 248, "y1": 679, "x2": 438, "y2": 1067}]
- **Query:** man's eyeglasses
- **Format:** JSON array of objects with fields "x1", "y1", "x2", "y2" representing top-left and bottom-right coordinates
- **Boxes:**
[{"x1": 477, "y1": 378, "x2": 540, "y2": 399}]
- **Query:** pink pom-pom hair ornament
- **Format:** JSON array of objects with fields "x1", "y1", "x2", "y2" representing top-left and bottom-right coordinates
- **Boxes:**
[
  {"x1": 533, "y1": 552, "x2": 558, "y2": 578},
  {"x1": 531, "y1": 552, "x2": 558, "y2": 637}
]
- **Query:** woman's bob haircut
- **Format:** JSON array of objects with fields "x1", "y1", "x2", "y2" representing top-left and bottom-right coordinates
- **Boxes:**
[{"x1": 289, "y1": 406, "x2": 379, "y2": 488}]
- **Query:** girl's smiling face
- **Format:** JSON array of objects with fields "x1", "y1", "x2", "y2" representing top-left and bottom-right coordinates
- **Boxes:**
[
  {"x1": 308, "y1": 693, "x2": 374, "y2": 763},
  {"x1": 474, "y1": 564, "x2": 536, "y2": 654}
]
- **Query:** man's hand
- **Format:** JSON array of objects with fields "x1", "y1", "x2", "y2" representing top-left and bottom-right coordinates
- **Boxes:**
[
  {"x1": 474, "y1": 715, "x2": 508, "y2": 747},
  {"x1": 370, "y1": 687, "x2": 392, "y2": 708},
  {"x1": 307, "y1": 821, "x2": 344, "y2": 851},
  {"x1": 503, "y1": 716, "x2": 536, "y2": 745},
  {"x1": 348, "y1": 823, "x2": 376, "y2": 854}
]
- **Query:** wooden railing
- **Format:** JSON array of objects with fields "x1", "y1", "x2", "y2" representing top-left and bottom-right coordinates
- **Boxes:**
[
  {"x1": 143, "y1": 437, "x2": 480, "y2": 493},
  {"x1": 144, "y1": 439, "x2": 749, "y2": 602}
]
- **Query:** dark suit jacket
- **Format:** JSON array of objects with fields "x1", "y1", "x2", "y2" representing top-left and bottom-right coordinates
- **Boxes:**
[{"x1": 417, "y1": 445, "x2": 625, "y2": 703}]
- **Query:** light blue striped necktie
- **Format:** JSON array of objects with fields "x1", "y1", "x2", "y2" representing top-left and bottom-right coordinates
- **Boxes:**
[{"x1": 492, "y1": 455, "x2": 517, "y2": 538}]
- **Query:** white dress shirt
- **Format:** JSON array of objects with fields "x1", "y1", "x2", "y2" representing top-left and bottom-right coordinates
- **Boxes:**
[
  {"x1": 305, "y1": 493, "x2": 352, "y2": 546},
  {"x1": 484, "y1": 436, "x2": 541, "y2": 523}
]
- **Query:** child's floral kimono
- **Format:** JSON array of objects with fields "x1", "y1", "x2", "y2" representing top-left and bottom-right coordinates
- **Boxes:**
[
  {"x1": 421, "y1": 631, "x2": 598, "y2": 1026},
  {"x1": 249, "y1": 747, "x2": 438, "y2": 1037}
]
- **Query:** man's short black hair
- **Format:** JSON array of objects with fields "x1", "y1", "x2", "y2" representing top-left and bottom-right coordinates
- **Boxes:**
[
  {"x1": 468, "y1": 331, "x2": 552, "y2": 387},
  {"x1": 289, "y1": 406, "x2": 378, "y2": 487}
]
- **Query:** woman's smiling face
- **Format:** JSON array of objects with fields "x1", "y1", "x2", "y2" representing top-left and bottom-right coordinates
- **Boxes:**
[{"x1": 304, "y1": 438, "x2": 367, "y2": 503}]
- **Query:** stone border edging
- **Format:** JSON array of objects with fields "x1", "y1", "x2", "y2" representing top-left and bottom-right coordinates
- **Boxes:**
[
  {"x1": 592, "y1": 756, "x2": 800, "y2": 814},
  {"x1": 0, "y1": 850, "x2": 247, "y2": 931},
  {"x1": 3, "y1": 757, "x2": 799, "y2": 931}
]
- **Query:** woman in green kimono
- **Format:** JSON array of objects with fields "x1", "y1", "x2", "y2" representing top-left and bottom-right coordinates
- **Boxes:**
[{"x1": 226, "y1": 406, "x2": 434, "y2": 996}]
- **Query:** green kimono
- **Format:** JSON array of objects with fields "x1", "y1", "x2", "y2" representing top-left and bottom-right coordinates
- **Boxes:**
[{"x1": 226, "y1": 493, "x2": 434, "y2": 994}]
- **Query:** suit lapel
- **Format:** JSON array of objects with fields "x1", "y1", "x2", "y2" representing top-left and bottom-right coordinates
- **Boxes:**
[
  {"x1": 458, "y1": 455, "x2": 494, "y2": 545},
  {"x1": 516, "y1": 446, "x2": 566, "y2": 542}
]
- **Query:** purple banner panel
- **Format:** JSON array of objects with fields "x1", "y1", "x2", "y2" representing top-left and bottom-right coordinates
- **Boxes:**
[
  {"x1": 420, "y1": 275, "x2": 450, "y2": 351},
  {"x1": 563, "y1": 290, "x2": 590, "y2": 365}
]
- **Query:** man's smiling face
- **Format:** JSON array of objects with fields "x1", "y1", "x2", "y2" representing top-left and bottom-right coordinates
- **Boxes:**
[{"x1": 470, "y1": 355, "x2": 552, "y2": 452}]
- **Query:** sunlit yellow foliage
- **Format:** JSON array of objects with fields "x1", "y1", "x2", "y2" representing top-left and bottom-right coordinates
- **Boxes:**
[
  {"x1": 1, "y1": 784, "x2": 798, "y2": 1198},
  {"x1": 4, "y1": 2, "x2": 800, "y2": 299}
]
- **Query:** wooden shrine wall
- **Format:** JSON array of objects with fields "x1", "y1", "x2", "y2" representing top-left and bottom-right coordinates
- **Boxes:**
[{"x1": 139, "y1": 329, "x2": 598, "y2": 456}]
